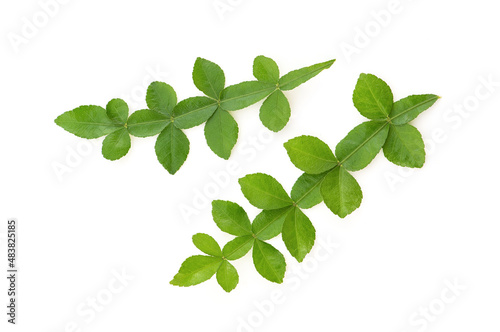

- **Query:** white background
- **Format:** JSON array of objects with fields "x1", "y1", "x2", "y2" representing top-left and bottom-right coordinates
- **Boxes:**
[{"x1": 1, "y1": 0, "x2": 499, "y2": 331}]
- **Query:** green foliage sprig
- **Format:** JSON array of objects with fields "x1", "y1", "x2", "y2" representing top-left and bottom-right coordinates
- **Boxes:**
[
  {"x1": 171, "y1": 73, "x2": 439, "y2": 292},
  {"x1": 55, "y1": 56, "x2": 335, "y2": 174}
]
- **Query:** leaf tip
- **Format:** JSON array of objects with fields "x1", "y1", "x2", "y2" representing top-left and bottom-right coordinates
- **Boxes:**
[
  {"x1": 325, "y1": 59, "x2": 336, "y2": 68},
  {"x1": 167, "y1": 169, "x2": 178, "y2": 175},
  {"x1": 54, "y1": 115, "x2": 62, "y2": 126},
  {"x1": 169, "y1": 275, "x2": 182, "y2": 287}
]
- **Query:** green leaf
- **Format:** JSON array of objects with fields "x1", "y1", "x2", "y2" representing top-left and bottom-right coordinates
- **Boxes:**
[
  {"x1": 126, "y1": 109, "x2": 169, "y2": 137},
  {"x1": 101, "y1": 128, "x2": 131, "y2": 161},
  {"x1": 390, "y1": 94, "x2": 440, "y2": 125},
  {"x1": 259, "y1": 89, "x2": 291, "y2": 132},
  {"x1": 252, "y1": 207, "x2": 292, "y2": 241},
  {"x1": 170, "y1": 255, "x2": 222, "y2": 287},
  {"x1": 284, "y1": 135, "x2": 338, "y2": 174},
  {"x1": 278, "y1": 59, "x2": 335, "y2": 91},
  {"x1": 106, "y1": 98, "x2": 128, "y2": 124},
  {"x1": 204, "y1": 108, "x2": 238, "y2": 159},
  {"x1": 211, "y1": 200, "x2": 252, "y2": 236},
  {"x1": 252, "y1": 239, "x2": 286, "y2": 283},
  {"x1": 173, "y1": 97, "x2": 218, "y2": 129},
  {"x1": 321, "y1": 167, "x2": 362, "y2": 218},
  {"x1": 55, "y1": 105, "x2": 120, "y2": 139},
  {"x1": 220, "y1": 81, "x2": 275, "y2": 111},
  {"x1": 216, "y1": 260, "x2": 239, "y2": 292},
  {"x1": 353, "y1": 73, "x2": 393, "y2": 119},
  {"x1": 383, "y1": 124, "x2": 425, "y2": 168},
  {"x1": 239, "y1": 173, "x2": 293, "y2": 210},
  {"x1": 291, "y1": 172, "x2": 327, "y2": 209},
  {"x1": 253, "y1": 55, "x2": 279, "y2": 84},
  {"x1": 146, "y1": 82, "x2": 177, "y2": 116},
  {"x1": 192, "y1": 233, "x2": 222, "y2": 257},
  {"x1": 282, "y1": 207, "x2": 316, "y2": 262},
  {"x1": 155, "y1": 124, "x2": 190, "y2": 174},
  {"x1": 193, "y1": 58, "x2": 225, "y2": 99},
  {"x1": 222, "y1": 236, "x2": 255, "y2": 260},
  {"x1": 336, "y1": 121, "x2": 389, "y2": 171}
]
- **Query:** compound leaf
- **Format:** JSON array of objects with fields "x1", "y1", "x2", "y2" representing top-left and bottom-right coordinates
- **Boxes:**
[
  {"x1": 155, "y1": 123, "x2": 190, "y2": 174},
  {"x1": 279, "y1": 59, "x2": 335, "y2": 91},
  {"x1": 127, "y1": 109, "x2": 169, "y2": 137},
  {"x1": 383, "y1": 124, "x2": 425, "y2": 168},
  {"x1": 220, "y1": 81, "x2": 275, "y2": 111},
  {"x1": 284, "y1": 135, "x2": 338, "y2": 174},
  {"x1": 259, "y1": 89, "x2": 291, "y2": 132},
  {"x1": 146, "y1": 82, "x2": 177, "y2": 116},
  {"x1": 165, "y1": 70, "x2": 440, "y2": 291},
  {"x1": 204, "y1": 108, "x2": 238, "y2": 159},
  {"x1": 291, "y1": 172, "x2": 327, "y2": 209},
  {"x1": 102, "y1": 127, "x2": 131, "y2": 161},
  {"x1": 55, "y1": 105, "x2": 120, "y2": 139},
  {"x1": 192, "y1": 233, "x2": 222, "y2": 257},
  {"x1": 222, "y1": 235, "x2": 255, "y2": 260},
  {"x1": 106, "y1": 98, "x2": 128, "y2": 124},
  {"x1": 252, "y1": 239, "x2": 286, "y2": 283},
  {"x1": 321, "y1": 167, "x2": 362, "y2": 218},
  {"x1": 253, "y1": 55, "x2": 279, "y2": 84},
  {"x1": 55, "y1": 57, "x2": 339, "y2": 177},
  {"x1": 216, "y1": 260, "x2": 239, "y2": 292},
  {"x1": 193, "y1": 58, "x2": 225, "y2": 99},
  {"x1": 282, "y1": 207, "x2": 316, "y2": 262},
  {"x1": 390, "y1": 94, "x2": 440, "y2": 125},
  {"x1": 353, "y1": 73, "x2": 393, "y2": 119},
  {"x1": 336, "y1": 121, "x2": 389, "y2": 171},
  {"x1": 239, "y1": 173, "x2": 293, "y2": 210},
  {"x1": 173, "y1": 97, "x2": 218, "y2": 129},
  {"x1": 170, "y1": 255, "x2": 222, "y2": 287},
  {"x1": 212, "y1": 200, "x2": 252, "y2": 236}
]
